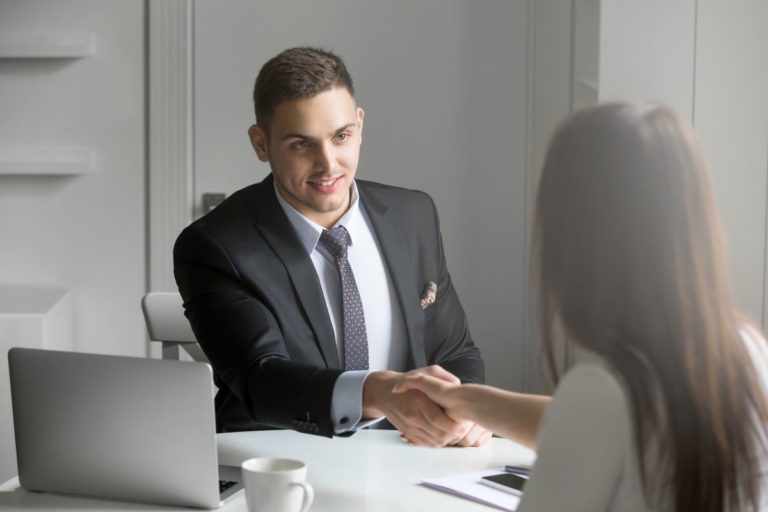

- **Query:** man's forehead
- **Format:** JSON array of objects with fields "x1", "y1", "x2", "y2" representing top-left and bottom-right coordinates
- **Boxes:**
[{"x1": 268, "y1": 88, "x2": 358, "y2": 136}]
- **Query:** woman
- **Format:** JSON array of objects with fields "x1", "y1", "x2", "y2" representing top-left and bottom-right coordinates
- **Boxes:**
[{"x1": 395, "y1": 103, "x2": 768, "y2": 511}]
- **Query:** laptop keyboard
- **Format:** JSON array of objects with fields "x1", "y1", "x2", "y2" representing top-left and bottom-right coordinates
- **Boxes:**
[{"x1": 219, "y1": 480, "x2": 238, "y2": 494}]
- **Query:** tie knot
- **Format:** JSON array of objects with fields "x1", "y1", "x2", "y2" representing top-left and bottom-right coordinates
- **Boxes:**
[{"x1": 319, "y1": 225, "x2": 351, "y2": 259}]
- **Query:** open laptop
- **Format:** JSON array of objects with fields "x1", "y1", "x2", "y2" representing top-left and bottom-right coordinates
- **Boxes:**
[{"x1": 8, "y1": 347, "x2": 242, "y2": 508}]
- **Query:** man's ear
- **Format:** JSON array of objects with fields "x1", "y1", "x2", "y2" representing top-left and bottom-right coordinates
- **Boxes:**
[
  {"x1": 356, "y1": 107, "x2": 365, "y2": 140},
  {"x1": 248, "y1": 124, "x2": 270, "y2": 162}
]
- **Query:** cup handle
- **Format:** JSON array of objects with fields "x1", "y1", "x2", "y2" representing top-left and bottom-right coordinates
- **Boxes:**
[{"x1": 290, "y1": 481, "x2": 314, "y2": 512}]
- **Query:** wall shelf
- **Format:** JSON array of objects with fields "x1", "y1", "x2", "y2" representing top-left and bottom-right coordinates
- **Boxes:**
[
  {"x1": 0, "y1": 285, "x2": 73, "y2": 483},
  {"x1": 0, "y1": 146, "x2": 94, "y2": 175},
  {"x1": 0, "y1": 31, "x2": 93, "y2": 59},
  {"x1": 0, "y1": 285, "x2": 70, "y2": 318}
]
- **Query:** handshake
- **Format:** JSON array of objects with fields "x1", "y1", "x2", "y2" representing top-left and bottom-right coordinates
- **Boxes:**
[{"x1": 361, "y1": 365, "x2": 492, "y2": 448}]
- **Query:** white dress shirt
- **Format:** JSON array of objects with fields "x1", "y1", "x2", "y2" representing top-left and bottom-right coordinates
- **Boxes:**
[{"x1": 275, "y1": 181, "x2": 408, "y2": 433}]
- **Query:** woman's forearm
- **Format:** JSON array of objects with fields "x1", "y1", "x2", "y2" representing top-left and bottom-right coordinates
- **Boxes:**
[{"x1": 453, "y1": 384, "x2": 551, "y2": 449}]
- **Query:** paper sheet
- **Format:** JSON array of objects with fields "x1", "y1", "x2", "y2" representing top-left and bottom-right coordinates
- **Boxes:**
[{"x1": 421, "y1": 468, "x2": 522, "y2": 511}]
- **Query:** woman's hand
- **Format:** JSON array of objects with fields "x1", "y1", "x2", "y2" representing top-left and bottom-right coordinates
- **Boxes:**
[{"x1": 392, "y1": 365, "x2": 465, "y2": 419}]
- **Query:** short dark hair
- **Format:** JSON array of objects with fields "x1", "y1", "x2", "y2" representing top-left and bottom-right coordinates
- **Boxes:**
[{"x1": 252, "y1": 47, "x2": 355, "y2": 127}]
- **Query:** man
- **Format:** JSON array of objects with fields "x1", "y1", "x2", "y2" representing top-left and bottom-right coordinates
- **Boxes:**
[{"x1": 174, "y1": 47, "x2": 488, "y2": 447}]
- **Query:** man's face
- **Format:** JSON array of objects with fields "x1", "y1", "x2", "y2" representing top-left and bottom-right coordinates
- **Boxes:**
[{"x1": 249, "y1": 87, "x2": 364, "y2": 228}]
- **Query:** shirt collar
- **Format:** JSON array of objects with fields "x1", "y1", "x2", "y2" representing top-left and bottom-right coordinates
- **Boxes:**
[{"x1": 274, "y1": 178, "x2": 364, "y2": 255}]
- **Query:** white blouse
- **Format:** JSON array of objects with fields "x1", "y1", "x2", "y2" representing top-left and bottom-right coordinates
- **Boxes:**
[{"x1": 517, "y1": 330, "x2": 768, "y2": 512}]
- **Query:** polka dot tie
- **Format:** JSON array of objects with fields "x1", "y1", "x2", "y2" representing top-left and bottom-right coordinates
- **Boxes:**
[{"x1": 319, "y1": 226, "x2": 369, "y2": 370}]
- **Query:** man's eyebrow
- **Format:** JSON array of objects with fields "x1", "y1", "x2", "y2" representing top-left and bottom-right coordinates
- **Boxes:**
[
  {"x1": 279, "y1": 123, "x2": 357, "y2": 142},
  {"x1": 280, "y1": 132, "x2": 310, "y2": 141},
  {"x1": 334, "y1": 123, "x2": 357, "y2": 133}
]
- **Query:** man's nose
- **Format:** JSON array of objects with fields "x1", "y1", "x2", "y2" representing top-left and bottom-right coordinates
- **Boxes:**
[{"x1": 313, "y1": 144, "x2": 334, "y2": 172}]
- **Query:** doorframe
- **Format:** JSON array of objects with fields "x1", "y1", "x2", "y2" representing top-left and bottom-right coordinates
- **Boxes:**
[
  {"x1": 523, "y1": 0, "x2": 575, "y2": 392},
  {"x1": 146, "y1": 0, "x2": 194, "y2": 294}
]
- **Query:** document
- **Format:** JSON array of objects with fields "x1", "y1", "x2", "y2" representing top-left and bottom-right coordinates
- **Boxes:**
[{"x1": 421, "y1": 468, "x2": 522, "y2": 511}]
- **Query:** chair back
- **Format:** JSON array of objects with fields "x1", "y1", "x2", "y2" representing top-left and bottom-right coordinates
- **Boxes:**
[{"x1": 141, "y1": 292, "x2": 208, "y2": 362}]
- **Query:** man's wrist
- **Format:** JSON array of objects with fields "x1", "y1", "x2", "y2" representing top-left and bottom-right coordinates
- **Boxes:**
[
  {"x1": 330, "y1": 370, "x2": 368, "y2": 433},
  {"x1": 362, "y1": 370, "x2": 399, "y2": 419}
]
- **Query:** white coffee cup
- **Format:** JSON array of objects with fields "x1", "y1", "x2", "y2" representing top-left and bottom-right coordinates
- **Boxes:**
[{"x1": 240, "y1": 457, "x2": 314, "y2": 512}]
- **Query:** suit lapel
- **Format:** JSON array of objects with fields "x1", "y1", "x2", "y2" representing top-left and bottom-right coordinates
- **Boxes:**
[
  {"x1": 358, "y1": 183, "x2": 426, "y2": 368},
  {"x1": 251, "y1": 176, "x2": 340, "y2": 368}
]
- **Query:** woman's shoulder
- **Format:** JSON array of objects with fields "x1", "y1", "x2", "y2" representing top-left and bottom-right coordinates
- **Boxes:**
[
  {"x1": 738, "y1": 324, "x2": 768, "y2": 399},
  {"x1": 740, "y1": 324, "x2": 768, "y2": 361},
  {"x1": 546, "y1": 360, "x2": 631, "y2": 426},
  {"x1": 556, "y1": 361, "x2": 627, "y2": 400},
  {"x1": 523, "y1": 360, "x2": 638, "y2": 512}
]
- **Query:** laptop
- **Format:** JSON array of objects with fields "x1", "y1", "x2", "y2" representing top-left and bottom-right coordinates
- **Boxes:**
[{"x1": 8, "y1": 347, "x2": 242, "y2": 508}]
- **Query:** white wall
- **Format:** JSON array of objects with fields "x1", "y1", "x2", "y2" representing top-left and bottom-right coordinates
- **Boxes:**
[
  {"x1": 193, "y1": 0, "x2": 531, "y2": 391},
  {"x1": 599, "y1": 0, "x2": 696, "y2": 121},
  {"x1": 0, "y1": 0, "x2": 145, "y2": 355},
  {"x1": 453, "y1": 3, "x2": 529, "y2": 392},
  {"x1": 694, "y1": 0, "x2": 768, "y2": 324},
  {"x1": 598, "y1": 0, "x2": 768, "y2": 325},
  {"x1": 0, "y1": 0, "x2": 145, "y2": 481}
]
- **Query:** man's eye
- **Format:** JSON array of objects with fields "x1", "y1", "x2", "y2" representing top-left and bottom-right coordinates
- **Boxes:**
[
  {"x1": 336, "y1": 133, "x2": 350, "y2": 142},
  {"x1": 292, "y1": 140, "x2": 309, "y2": 150}
]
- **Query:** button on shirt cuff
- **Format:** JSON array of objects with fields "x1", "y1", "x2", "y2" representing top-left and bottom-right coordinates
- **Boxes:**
[{"x1": 331, "y1": 370, "x2": 385, "y2": 434}]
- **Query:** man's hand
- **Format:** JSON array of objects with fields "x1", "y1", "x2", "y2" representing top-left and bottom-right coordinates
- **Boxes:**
[{"x1": 363, "y1": 366, "x2": 490, "y2": 447}]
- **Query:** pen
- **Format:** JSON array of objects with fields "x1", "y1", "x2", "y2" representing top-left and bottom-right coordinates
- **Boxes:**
[{"x1": 504, "y1": 465, "x2": 531, "y2": 476}]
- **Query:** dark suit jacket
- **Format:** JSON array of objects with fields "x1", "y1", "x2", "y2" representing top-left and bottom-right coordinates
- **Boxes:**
[{"x1": 173, "y1": 175, "x2": 484, "y2": 436}]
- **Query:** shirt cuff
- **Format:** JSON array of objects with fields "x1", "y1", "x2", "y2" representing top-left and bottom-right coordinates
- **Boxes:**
[{"x1": 331, "y1": 370, "x2": 385, "y2": 434}]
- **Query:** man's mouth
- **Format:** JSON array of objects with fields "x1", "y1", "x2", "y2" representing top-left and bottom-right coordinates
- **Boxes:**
[{"x1": 308, "y1": 175, "x2": 343, "y2": 192}]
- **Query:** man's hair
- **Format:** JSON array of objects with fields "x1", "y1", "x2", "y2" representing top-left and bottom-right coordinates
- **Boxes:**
[{"x1": 252, "y1": 47, "x2": 355, "y2": 127}]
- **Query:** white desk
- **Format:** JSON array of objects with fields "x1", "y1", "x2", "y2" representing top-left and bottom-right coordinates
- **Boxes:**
[{"x1": 0, "y1": 430, "x2": 535, "y2": 511}]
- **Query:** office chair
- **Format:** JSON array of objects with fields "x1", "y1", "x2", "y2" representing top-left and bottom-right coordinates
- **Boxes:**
[{"x1": 141, "y1": 291, "x2": 209, "y2": 363}]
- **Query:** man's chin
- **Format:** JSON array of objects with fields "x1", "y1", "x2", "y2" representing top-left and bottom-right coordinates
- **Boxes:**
[
  {"x1": 303, "y1": 192, "x2": 348, "y2": 213},
  {"x1": 309, "y1": 202, "x2": 347, "y2": 216}
]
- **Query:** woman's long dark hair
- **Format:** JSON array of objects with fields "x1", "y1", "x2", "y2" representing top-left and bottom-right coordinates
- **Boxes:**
[{"x1": 534, "y1": 103, "x2": 768, "y2": 511}]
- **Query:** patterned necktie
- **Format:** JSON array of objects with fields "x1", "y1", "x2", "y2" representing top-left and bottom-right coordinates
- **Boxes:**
[{"x1": 318, "y1": 226, "x2": 369, "y2": 370}]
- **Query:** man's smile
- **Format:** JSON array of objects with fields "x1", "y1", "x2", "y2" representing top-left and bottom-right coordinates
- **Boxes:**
[{"x1": 307, "y1": 175, "x2": 344, "y2": 193}]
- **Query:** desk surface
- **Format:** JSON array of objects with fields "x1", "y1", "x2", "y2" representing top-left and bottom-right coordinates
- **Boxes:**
[{"x1": 0, "y1": 430, "x2": 535, "y2": 511}]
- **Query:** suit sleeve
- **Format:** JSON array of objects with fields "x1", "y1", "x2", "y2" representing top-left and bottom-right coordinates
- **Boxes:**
[
  {"x1": 174, "y1": 223, "x2": 342, "y2": 437},
  {"x1": 422, "y1": 196, "x2": 485, "y2": 383}
]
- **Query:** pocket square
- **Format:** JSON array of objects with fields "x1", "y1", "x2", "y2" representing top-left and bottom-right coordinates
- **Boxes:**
[{"x1": 420, "y1": 281, "x2": 437, "y2": 310}]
